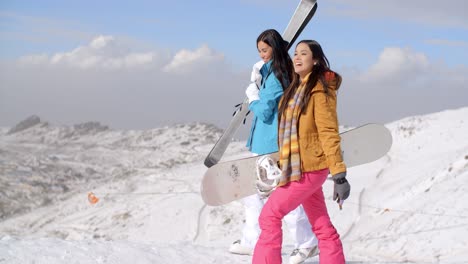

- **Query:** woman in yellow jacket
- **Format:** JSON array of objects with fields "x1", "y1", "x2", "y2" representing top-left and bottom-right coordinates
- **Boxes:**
[{"x1": 252, "y1": 40, "x2": 350, "y2": 264}]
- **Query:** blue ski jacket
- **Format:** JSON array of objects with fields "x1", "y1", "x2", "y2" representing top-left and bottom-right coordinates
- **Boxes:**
[{"x1": 246, "y1": 60, "x2": 284, "y2": 155}]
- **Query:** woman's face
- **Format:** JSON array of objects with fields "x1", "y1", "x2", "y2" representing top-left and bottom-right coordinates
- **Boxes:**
[
  {"x1": 257, "y1": 41, "x2": 273, "y2": 63},
  {"x1": 293, "y1": 42, "x2": 317, "y2": 80}
]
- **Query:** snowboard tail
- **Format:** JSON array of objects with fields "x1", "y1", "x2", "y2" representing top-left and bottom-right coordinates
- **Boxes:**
[
  {"x1": 204, "y1": 100, "x2": 249, "y2": 167},
  {"x1": 201, "y1": 124, "x2": 393, "y2": 206}
]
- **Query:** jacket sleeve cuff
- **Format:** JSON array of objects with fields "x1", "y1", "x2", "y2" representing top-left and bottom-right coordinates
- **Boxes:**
[{"x1": 326, "y1": 154, "x2": 347, "y2": 175}]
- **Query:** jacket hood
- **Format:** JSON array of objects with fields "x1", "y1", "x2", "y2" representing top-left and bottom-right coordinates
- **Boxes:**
[
  {"x1": 306, "y1": 71, "x2": 341, "y2": 93},
  {"x1": 325, "y1": 71, "x2": 341, "y2": 91}
]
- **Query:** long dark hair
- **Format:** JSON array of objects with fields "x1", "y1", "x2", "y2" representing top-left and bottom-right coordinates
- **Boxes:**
[
  {"x1": 256, "y1": 29, "x2": 294, "y2": 90},
  {"x1": 278, "y1": 39, "x2": 342, "y2": 116}
]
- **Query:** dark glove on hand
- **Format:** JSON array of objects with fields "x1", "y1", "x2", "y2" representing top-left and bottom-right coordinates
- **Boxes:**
[{"x1": 332, "y1": 172, "x2": 350, "y2": 203}]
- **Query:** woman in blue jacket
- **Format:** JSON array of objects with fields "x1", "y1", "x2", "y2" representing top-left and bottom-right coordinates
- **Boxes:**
[{"x1": 229, "y1": 29, "x2": 318, "y2": 264}]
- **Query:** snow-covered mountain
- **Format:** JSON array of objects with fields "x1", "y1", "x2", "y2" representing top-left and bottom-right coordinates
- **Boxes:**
[
  {"x1": 0, "y1": 117, "x2": 224, "y2": 221},
  {"x1": 1, "y1": 107, "x2": 467, "y2": 264}
]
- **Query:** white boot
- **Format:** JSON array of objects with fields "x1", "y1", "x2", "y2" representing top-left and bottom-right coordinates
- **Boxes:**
[
  {"x1": 288, "y1": 246, "x2": 319, "y2": 264},
  {"x1": 228, "y1": 240, "x2": 254, "y2": 255}
]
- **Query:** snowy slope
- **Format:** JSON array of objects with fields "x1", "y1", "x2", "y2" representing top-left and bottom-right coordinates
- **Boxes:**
[
  {"x1": 0, "y1": 120, "x2": 223, "y2": 220},
  {"x1": 1, "y1": 107, "x2": 467, "y2": 264}
]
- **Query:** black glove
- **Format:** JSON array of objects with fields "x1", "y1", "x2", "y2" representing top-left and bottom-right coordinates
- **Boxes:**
[{"x1": 332, "y1": 172, "x2": 350, "y2": 207}]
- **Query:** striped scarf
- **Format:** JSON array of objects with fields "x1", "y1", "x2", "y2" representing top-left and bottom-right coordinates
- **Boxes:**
[{"x1": 278, "y1": 75, "x2": 309, "y2": 186}]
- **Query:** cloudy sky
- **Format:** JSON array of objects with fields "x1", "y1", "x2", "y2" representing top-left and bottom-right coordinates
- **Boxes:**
[{"x1": 0, "y1": 0, "x2": 467, "y2": 134}]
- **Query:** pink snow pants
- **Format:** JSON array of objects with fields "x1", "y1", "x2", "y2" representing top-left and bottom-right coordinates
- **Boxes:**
[{"x1": 252, "y1": 169, "x2": 345, "y2": 264}]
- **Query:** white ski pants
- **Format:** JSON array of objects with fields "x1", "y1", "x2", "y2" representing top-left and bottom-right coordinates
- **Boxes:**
[{"x1": 240, "y1": 193, "x2": 318, "y2": 249}]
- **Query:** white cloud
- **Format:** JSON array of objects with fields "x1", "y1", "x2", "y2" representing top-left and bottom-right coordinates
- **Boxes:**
[
  {"x1": 5, "y1": 35, "x2": 466, "y2": 134},
  {"x1": 359, "y1": 47, "x2": 430, "y2": 83},
  {"x1": 16, "y1": 36, "x2": 226, "y2": 73},
  {"x1": 2, "y1": 36, "x2": 242, "y2": 132},
  {"x1": 163, "y1": 44, "x2": 224, "y2": 73},
  {"x1": 89, "y1": 35, "x2": 113, "y2": 49},
  {"x1": 18, "y1": 35, "x2": 158, "y2": 70},
  {"x1": 337, "y1": 46, "x2": 468, "y2": 126}
]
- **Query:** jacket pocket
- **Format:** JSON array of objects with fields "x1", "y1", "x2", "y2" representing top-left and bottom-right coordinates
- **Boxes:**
[{"x1": 299, "y1": 133, "x2": 324, "y2": 157}]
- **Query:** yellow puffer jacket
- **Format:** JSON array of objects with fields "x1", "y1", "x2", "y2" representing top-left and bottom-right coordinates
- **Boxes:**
[{"x1": 296, "y1": 72, "x2": 346, "y2": 176}]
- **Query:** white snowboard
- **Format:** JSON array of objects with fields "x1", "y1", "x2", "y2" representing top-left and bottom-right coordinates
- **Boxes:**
[{"x1": 201, "y1": 123, "x2": 392, "y2": 206}]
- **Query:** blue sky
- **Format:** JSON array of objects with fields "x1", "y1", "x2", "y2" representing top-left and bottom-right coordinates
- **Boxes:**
[
  {"x1": 2, "y1": 0, "x2": 467, "y2": 66},
  {"x1": 1, "y1": 0, "x2": 467, "y2": 132}
]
